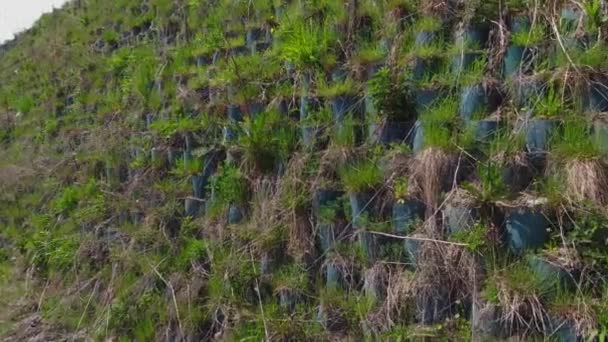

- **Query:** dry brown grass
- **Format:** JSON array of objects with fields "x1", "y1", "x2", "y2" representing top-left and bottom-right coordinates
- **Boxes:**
[
  {"x1": 564, "y1": 159, "x2": 608, "y2": 205},
  {"x1": 411, "y1": 147, "x2": 457, "y2": 212}
]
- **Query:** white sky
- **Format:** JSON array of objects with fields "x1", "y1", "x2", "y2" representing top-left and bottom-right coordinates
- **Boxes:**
[{"x1": 0, "y1": 0, "x2": 70, "y2": 43}]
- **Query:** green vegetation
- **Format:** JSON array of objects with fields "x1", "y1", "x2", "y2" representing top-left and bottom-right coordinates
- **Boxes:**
[{"x1": 1, "y1": 0, "x2": 608, "y2": 340}]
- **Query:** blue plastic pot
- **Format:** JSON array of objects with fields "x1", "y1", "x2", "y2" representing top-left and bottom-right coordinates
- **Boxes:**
[
  {"x1": 583, "y1": 81, "x2": 608, "y2": 113},
  {"x1": 593, "y1": 119, "x2": 608, "y2": 154},
  {"x1": 527, "y1": 255, "x2": 575, "y2": 293},
  {"x1": 474, "y1": 119, "x2": 500, "y2": 142},
  {"x1": 393, "y1": 200, "x2": 425, "y2": 235},
  {"x1": 185, "y1": 198, "x2": 201, "y2": 217},
  {"x1": 330, "y1": 66, "x2": 348, "y2": 82},
  {"x1": 196, "y1": 53, "x2": 214, "y2": 67},
  {"x1": 279, "y1": 289, "x2": 299, "y2": 312},
  {"x1": 416, "y1": 291, "x2": 450, "y2": 324},
  {"x1": 301, "y1": 125, "x2": 320, "y2": 149},
  {"x1": 331, "y1": 95, "x2": 361, "y2": 124},
  {"x1": 472, "y1": 301, "x2": 504, "y2": 339},
  {"x1": 415, "y1": 87, "x2": 444, "y2": 110},
  {"x1": 247, "y1": 101, "x2": 265, "y2": 117},
  {"x1": 510, "y1": 76, "x2": 544, "y2": 110},
  {"x1": 443, "y1": 204, "x2": 478, "y2": 236},
  {"x1": 510, "y1": 15, "x2": 531, "y2": 34},
  {"x1": 451, "y1": 52, "x2": 483, "y2": 74},
  {"x1": 415, "y1": 31, "x2": 437, "y2": 46},
  {"x1": 501, "y1": 162, "x2": 534, "y2": 193},
  {"x1": 459, "y1": 84, "x2": 498, "y2": 123},
  {"x1": 228, "y1": 204, "x2": 245, "y2": 224},
  {"x1": 505, "y1": 209, "x2": 550, "y2": 255},
  {"x1": 299, "y1": 96, "x2": 318, "y2": 121},
  {"x1": 246, "y1": 28, "x2": 264, "y2": 48},
  {"x1": 368, "y1": 121, "x2": 414, "y2": 145},
  {"x1": 503, "y1": 45, "x2": 530, "y2": 77},
  {"x1": 313, "y1": 189, "x2": 342, "y2": 214},
  {"x1": 459, "y1": 24, "x2": 490, "y2": 47},
  {"x1": 524, "y1": 119, "x2": 557, "y2": 154},
  {"x1": 404, "y1": 235, "x2": 422, "y2": 267},
  {"x1": 349, "y1": 192, "x2": 372, "y2": 227},
  {"x1": 229, "y1": 46, "x2": 249, "y2": 57},
  {"x1": 547, "y1": 317, "x2": 577, "y2": 341},
  {"x1": 358, "y1": 231, "x2": 377, "y2": 261},
  {"x1": 560, "y1": 8, "x2": 582, "y2": 34},
  {"x1": 167, "y1": 147, "x2": 183, "y2": 166},
  {"x1": 227, "y1": 104, "x2": 243, "y2": 122},
  {"x1": 412, "y1": 120, "x2": 424, "y2": 154},
  {"x1": 192, "y1": 150, "x2": 221, "y2": 199},
  {"x1": 326, "y1": 263, "x2": 343, "y2": 289},
  {"x1": 413, "y1": 57, "x2": 442, "y2": 81},
  {"x1": 366, "y1": 62, "x2": 385, "y2": 80},
  {"x1": 318, "y1": 222, "x2": 336, "y2": 253},
  {"x1": 253, "y1": 41, "x2": 271, "y2": 54}
]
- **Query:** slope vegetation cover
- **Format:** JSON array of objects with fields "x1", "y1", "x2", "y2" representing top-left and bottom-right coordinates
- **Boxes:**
[{"x1": 2, "y1": 0, "x2": 608, "y2": 340}]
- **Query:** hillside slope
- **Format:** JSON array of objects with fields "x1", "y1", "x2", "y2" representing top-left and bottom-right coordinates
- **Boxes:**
[{"x1": 2, "y1": 0, "x2": 608, "y2": 340}]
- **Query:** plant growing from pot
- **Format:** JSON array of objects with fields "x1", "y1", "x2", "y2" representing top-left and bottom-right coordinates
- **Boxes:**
[
  {"x1": 549, "y1": 117, "x2": 608, "y2": 206},
  {"x1": 503, "y1": 19, "x2": 547, "y2": 77},
  {"x1": 316, "y1": 77, "x2": 365, "y2": 145},
  {"x1": 272, "y1": 263, "x2": 309, "y2": 312},
  {"x1": 366, "y1": 67, "x2": 416, "y2": 145},
  {"x1": 207, "y1": 163, "x2": 249, "y2": 224},
  {"x1": 391, "y1": 177, "x2": 424, "y2": 236},
  {"x1": 480, "y1": 259, "x2": 552, "y2": 337},
  {"x1": 457, "y1": 58, "x2": 501, "y2": 123},
  {"x1": 339, "y1": 158, "x2": 383, "y2": 228},
  {"x1": 501, "y1": 194, "x2": 553, "y2": 255},
  {"x1": 238, "y1": 109, "x2": 296, "y2": 175},
  {"x1": 299, "y1": 105, "x2": 332, "y2": 150}
]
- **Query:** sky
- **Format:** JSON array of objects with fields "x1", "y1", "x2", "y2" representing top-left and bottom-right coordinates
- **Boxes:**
[{"x1": 0, "y1": 0, "x2": 70, "y2": 43}]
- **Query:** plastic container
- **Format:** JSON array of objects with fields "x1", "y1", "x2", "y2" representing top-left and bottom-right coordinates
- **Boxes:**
[
  {"x1": 527, "y1": 254, "x2": 575, "y2": 293},
  {"x1": 472, "y1": 301, "x2": 504, "y2": 339},
  {"x1": 313, "y1": 189, "x2": 342, "y2": 214},
  {"x1": 318, "y1": 222, "x2": 336, "y2": 253},
  {"x1": 451, "y1": 52, "x2": 482, "y2": 74},
  {"x1": 503, "y1": 45, "x2": 532, "y2": 77},
  {"x1": 413, "y1": 57, "x2": 442, "y2": 81},
  {"x1": 247, "y1": 101, "x2": 265, "y2": 117},
  {"x1": 415, "y1": 31, "x2": 437, "y2": 46},
  {"x1": 510, "y1": 76, "x2": 544, "y2": 110},
  {"x1": 325, "y1": 263, "x2": 343, "y2": 289},
  {"x1": 443, "y1": 204, "x2": 478, "y2": 236},
  {"x1": 358, "y1": 231, "x2": 377, "y2": 261},
  {"x1": 330, "y1": 95, "x2": 361, "y2": 125},
  {"x1": 510, "y1": 15, "x2": 531, "y2": 34},
  {"x1": 228, "y1": 204, "x2": 245, "y2": 224},
  {"x1": 593, "y1": 119, "x2": 608, "y2": 154},
  {"x1": 278, "y1": 289, "x2": 299, "y2": 312},
  {"x1": 229, "y1": 45, "x2": 249, "y2": 57},
  {"x1": 583, "y1": 81, "x2": 608, "y2": 113},
  {"x1": 253, "y1": 41, "x2": 271, "y2": 54},
  {"x1": 404, "y1": 234, "x2": 423, "y2": 267},
  {"x1": 349, "y1": 192, "x2": 372, "y2": 226},
  {"x1": 392, "y1": 200, "x2": 425, "y2": 235},
  {"x1": 474, "y1": 119, "x2": 500, "y2": 142},
  {"x1": 458, "y1": 24, "x2": 490, "y2": 47},
  {"x1": 416, "y1": 291, "x2": 450, "y2": 324},
  {"x1": 185, "y1": 198, "x2": 201, "y2": 217},
  {"x1": 415, "y1": 87, "x2": 444, "y2": 110},
  {"x1": 368, "y1": 120, "x2": 414, "y2": 145},
  {"x1": 459, "y1": 84, "x2": 499, "y2": 123},
  {"x1": 524, "y1": 119, "x2": 557, "y2": 154},
  {"x1": 505, "y1": 209, "x2": 550, "y2": 255},
  {"x1": 412, "y1": 120, "x2": 424, "y2": 154}
]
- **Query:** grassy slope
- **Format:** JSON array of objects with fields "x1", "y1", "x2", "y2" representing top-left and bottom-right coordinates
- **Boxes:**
[{"x1": 1, "y1": 0, "x2": 608, "y2": 340}]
